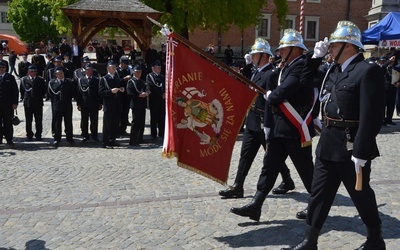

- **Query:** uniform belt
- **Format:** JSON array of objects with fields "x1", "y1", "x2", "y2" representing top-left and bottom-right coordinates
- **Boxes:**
[
  {"x1": 250, "y1": 105, "x2": 264, "y2": 115},
  {"x1": 323, "y1": 116, "x2": 359, "y2": 128}
]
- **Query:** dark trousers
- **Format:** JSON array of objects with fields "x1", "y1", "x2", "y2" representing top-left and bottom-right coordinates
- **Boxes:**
[
  {"x1": 130, "y1": 107, "x2": 146, "y2": 144},
  {"x1": 80, "y1": 107, "x2": 99, "y2": 139},
  {"x1": 257, "y1": 138, "x2": 314, "y2": 194},
  {"x1": 53, "y1": 108, "x2": 73, "y2": 141},
  {"x1": 149, "y1": 101, "x2": 165, "y2": 138},
  {"x1": 0, "y1": 107, "x2": 14, "y2": 142},
  {"x1": 103, "y1": 110, "x2": 119, "y2": 145},
  {"x1": 237, "y1": 129, "x2": 291, "y2": 181},
  {"x1": 384, "y1": 86, "x2": 397, "y2": 123},
  {"x1": 24, "y1": 105, "x2": 43, "y2": 138},
  {"x1": 307, "y1": 157, "x2": 382, "y2": 229}
]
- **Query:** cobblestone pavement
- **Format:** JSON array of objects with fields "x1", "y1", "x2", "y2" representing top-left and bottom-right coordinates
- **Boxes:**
[{"x1": 1, "y1": 69, "x2": 400, "y2": 249}]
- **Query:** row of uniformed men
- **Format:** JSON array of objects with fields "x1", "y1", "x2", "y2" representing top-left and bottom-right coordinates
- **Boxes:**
[
  {"x1": 220, "y1": 21, "x2": 386, "y2": 250},
  {"x1": 1, "y1": 56, "x2": 165, "y2": 148}
]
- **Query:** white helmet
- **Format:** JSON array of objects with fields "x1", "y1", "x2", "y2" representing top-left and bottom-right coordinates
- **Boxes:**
[
  {"x1": 276, "y1": 29, "x2": 308, "y2": 51},
  {"x1": 249, "y1": 38, "x2": 273, "y2": 56},
  {"x1": 329, "y1": 21, "x2": 365, "y2": 51}
]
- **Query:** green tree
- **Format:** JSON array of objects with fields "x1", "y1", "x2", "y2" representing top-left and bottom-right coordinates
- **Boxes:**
[
  {"x1": 141, "y1": 0, "x2": 289, "y2": 38},
  {"x1": 7, "y1": 0, "x2": 59, "y2": 43}
]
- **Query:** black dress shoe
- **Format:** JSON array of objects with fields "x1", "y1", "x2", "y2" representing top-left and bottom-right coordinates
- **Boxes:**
[
  {"x1": 102, "y1": 143, "x2": 113, "y2": 149},
  {"x1": 92, "y1": 137, "x2": 99, "y2": 142},
  {"x1": 219, "y1": 186, "x2": 244, "y2": 198},
  {"x1": 6, "y1": 141, "x2": 15, "y2": 146},
  {"x1": 272, "y1": 181, "x2": 295, "y2": 194},
  {"x1": 230, "y1": 205, "x2": 261, "y2": 221},
  {"x1": 27, "y1": 137, "x2": 33, "y2": 141},
  {"x1": 67, "y1": 139, "x2": 75, "y2": 144},
  {"x1": 296, "y1": 208, "x2": 307, "y2": 219},
  {"x1": 387, "y1": 121, "x2": 396, "y2": 126},
  {"x1": 53, "y1": 141, "x2": 59, "y2": 147},
  {"x1": 36, "y1": 137, "x2": 42, "y2": 141},
  {"x1": 81, "y1": 137, "x2": 89, "y2": 143}
]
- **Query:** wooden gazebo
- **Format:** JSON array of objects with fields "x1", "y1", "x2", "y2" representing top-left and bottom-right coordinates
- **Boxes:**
[{"x1": 61, "y1": 0, "x2": 161, "y2": 51}]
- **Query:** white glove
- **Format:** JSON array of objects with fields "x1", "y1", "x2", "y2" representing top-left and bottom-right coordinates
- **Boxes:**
[
  {"x1": 351, "y1": 155, "x2": 367, "y2": 174},
  {"x1": 263, "y1": 127, "x2": 270, "y2": 141},
  {"x1": 263, "y1": 90, "x2": 272, "y2": 101},
  {"x1": 312, "y1": 37, "x2": 329, "y2": 58}
]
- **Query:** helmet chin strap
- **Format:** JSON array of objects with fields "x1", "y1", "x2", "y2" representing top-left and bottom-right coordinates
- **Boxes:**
[
  {"x1": 282, "y1": 46, "x2": 294, "y2": 65},
  {"x1": 255, "y1": 53, "x2": 264, "y2": 67},
  {"x1": 334, "y1": 43, "x2": 347, "y2": 63}
]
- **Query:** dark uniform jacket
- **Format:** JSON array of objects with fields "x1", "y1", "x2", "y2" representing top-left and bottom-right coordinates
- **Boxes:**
[
  {"x1": 127, "y1": 76, "x2": 148, "y2": 110},
  {"x1": 76, "y1": 75, "x2": 102, "y2": 110},
  {"x1": 146, "y1": 72, "x2": 165, "y2": 104},
  {"x1": 0, "y1": 73, "x2": 19, "y2": 108},
  {"x1": 317, "y1": 53, "x2": 385, "y2": 162},
  {"x1": 18, "y1": 61, "x2": 31, "y2": 78},
  {"x1": 19, "y1": 76, "x2": 47, "y2": 108},
  {"x1": 31, "y1": 54, "x2": 46, "y2": 77},
  {"x1": 265, "y1": 55, "x2": 320, "y2": 140},
  {"x1": 96, "y1": 46, "x2": 112, "y2": 64},
  {"x1": 246, "y1": 64, "x2": 276, "y2": 132},
  {"x1": 99, "y1": 74, "x2": 123, "y2": 112},
  {"x1": 48, "y1": 78, "x2": 75, "y2": 111}
]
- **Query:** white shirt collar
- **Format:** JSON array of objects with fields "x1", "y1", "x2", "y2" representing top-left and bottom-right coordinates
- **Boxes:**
[{"x1": 341, "y1": 53, "x2": 359, "y2": 72}]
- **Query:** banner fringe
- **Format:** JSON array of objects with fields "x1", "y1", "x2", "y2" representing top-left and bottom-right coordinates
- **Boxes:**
[{"x1": 176, "y1": 160, "x2": 227, "y2": 186}]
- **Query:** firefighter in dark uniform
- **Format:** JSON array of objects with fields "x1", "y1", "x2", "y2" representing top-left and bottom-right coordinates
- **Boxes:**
[
  {"x1": 18, "y1": 53, "x2": 31, "y2": 78},
  {"x1": 31, "y1": 48, "x2": 46, "y2": 78},
  {"x1": 283, "y1": 21, "x2": 386, "y2": 250},
  {"x1": 116, "y1": 56, "x2": 132, "y2": 135},
  {"x1": 127, "y1": 65, "x2": 149, "y2": 146},
  {"x1": 62, "y1": 53, "x2": 75, "y2": 79},
  {"x1": 219, "y1": 38, "x2": 295, "y2": 199},
  {"x1": 231, "y1": 29, "x2": 319, "y2": 222},
  {"x1": 46, "y1": 56, "x2": 70, "y2": 134},
  {"x1": 0, "y1": 61, "x2": 19, "y2": 146},
  {"x1": 146, "y1": 60, "x2": 165, "y2": 139},
  {"x1": 19, "y1": 65, "x2": 47, "y2": 141},
  {"x1": 73, "y1": 56, "x2": 100, "y2": 81},
  {"x1": 76, "y1": 63, "x2": 102, "y2": 142},
  {"x1": 99, "y1": 60, "x2": 124, "y2": 148},
  {"x1": 48, "y1": 67, "x2": 76, "y2": 147}
]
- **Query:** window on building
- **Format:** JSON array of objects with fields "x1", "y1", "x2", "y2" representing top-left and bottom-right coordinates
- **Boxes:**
[
  {"x1": 280, "y1": 15, "x2": 297, "y2": 37},
  {"x1": 305, "y1": 16, "x2": 319, "y2": 41},
  {"x1": 0, "y1": 12, "x2": 9, "y2": 23},
  {"x1": 256, "y1": 14, "x2": 271, "y2": 39},
  {"x1": 307, "y1": 0, "x2": 321, "y2": 2},
  {"x1": 368, "y1": 20, "x2": 379, "y2": 28}
]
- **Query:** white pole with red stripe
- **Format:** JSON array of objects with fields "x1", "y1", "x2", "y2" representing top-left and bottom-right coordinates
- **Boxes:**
[{"x1": 299, "y1": 0, "x2": 305, "y2": 35}]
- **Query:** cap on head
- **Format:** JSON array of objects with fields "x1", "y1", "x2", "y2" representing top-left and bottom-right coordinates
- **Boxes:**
[
  {"x1": 120, "y1": 56, "x2": 130, "y2": 64},
  {"x1": 133, "y1": 64, "x2": 142, "y2": 71},
  {"x1": 81, "y1": 56, "x2": 90, "y2": 63},
  {"x1": 84, "y1": 63, "x2": 93, "y2": 69},
  {"x1": 107, "y1": 60, "x2": 116, "y2": 67},
  {"x1": 276, "y1": 29, "x2": 308, "y2": 51},
  {"x1": 28, "y1": 65, "x2": 37, "y2": 71},
  {"x1": 54, "y1": 56, "x2": 63, "y2": 62},
  {"x1": 0, "y1": 61, "x2": 6, "y2": 68},
  {"x1": 151, "y1": 60, "x2": 161, "y2": 67},
  {"x1": 249, "y1": 38, "x2": 273, "y2": 56},
  {"x1": 55, "y1": 67, "x2": 64, "y2": 73},
  {"x1": 328, "y1": 21, "x2": 365, "y2": 52}
]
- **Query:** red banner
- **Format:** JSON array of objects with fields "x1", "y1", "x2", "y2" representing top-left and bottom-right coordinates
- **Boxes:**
[{"x1": 162, "y1": 33, "x2": 257, "y2": 185}]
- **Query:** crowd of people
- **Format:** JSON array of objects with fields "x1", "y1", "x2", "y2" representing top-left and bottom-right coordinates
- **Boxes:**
[{"x1": 0, "y1": 38, "x2": 167, "y2": 149}]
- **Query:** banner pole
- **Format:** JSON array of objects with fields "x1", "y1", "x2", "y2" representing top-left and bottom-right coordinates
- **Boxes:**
[{"x1": 146, "y1": 16, "x2": 266, "y2": 95}]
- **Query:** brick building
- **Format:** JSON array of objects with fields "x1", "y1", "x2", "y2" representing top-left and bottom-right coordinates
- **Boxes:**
[{"x1": 190, "y1": 0, "x2": 371, "y2": 56}]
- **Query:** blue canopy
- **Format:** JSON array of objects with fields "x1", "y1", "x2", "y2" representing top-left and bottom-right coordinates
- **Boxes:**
[{"x1": 362, "y1": 12, "x2": 400, "y2": 45}]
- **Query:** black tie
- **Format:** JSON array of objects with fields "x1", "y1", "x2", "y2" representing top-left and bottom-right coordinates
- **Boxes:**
[
  {"x1": 0, "y1": 76, "x2": 2, "y2": 82},
  {"x1": 337, "y1": 64, "x2": 342, "y2": 73}
]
